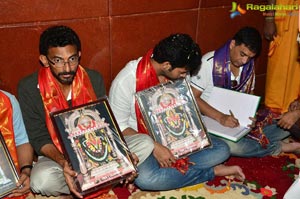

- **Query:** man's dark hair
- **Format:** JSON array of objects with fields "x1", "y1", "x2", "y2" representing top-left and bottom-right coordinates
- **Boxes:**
[
  {"x1": 39, "y1": 25, "x2": 81, "y2": 55},
  {"x1": 233, "y1": 26, "x2": 262, "y2": 56},
  {"x1": 152, "y1": 33, "x2": 202, "y2": 76}
]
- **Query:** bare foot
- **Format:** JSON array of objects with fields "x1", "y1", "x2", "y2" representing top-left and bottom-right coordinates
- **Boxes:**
[
  {"x1": 281, "y1": 141, "x2": 300, "y2": 154},
  {"x1": 127, "y1": 183, "x2": 135, "y2": 193},
  {"x1": 214, "y1": 164, "x2": 245, "y2": 181}
]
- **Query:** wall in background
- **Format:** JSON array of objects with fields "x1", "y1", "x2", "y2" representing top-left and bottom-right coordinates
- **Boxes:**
[{"x1": 0, "y1": 0, "x2": 268, "y2": 99}]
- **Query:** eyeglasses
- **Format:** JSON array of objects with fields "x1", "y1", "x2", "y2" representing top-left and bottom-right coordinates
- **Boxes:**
[{"x1": 46, "y1": 55, "x2": 79, "y2": 68}]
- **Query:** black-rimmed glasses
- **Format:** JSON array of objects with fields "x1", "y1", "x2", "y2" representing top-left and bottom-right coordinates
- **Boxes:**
[{"x1": 46, "y1": 55, "x2": 79, "y2": 68}]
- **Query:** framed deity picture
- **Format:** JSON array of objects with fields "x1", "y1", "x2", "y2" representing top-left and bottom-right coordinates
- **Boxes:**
[
  {"x1": 0, "y1": 132, "x2": 19, "y2": 198},
  {"x1": 51, "y1": 97, "x2": 137, "y2": 196},
  {"x1": 135, "y1": 78, "x2": 211, "y2": 158}
]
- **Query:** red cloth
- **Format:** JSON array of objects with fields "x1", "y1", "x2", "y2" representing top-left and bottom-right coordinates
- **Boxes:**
[
  {"x1": 0, "y1": 91, "x2": 18, "y2": 168},
  {"x1": 135, "y1": 49, "x2": 159, "y2": 134}
]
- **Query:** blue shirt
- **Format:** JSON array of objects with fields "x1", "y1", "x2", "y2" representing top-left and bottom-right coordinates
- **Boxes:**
[{"x1": 1, "y1": 90, "x2": 29, "y2": 146}]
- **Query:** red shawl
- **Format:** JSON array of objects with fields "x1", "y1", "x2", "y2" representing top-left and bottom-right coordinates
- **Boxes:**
[
  {"x1": 135, "y1": 49, "x2": 159, "y2": 134},
  {"x1": 0, "y1": 91, "x2": 18, "y2": 168}
]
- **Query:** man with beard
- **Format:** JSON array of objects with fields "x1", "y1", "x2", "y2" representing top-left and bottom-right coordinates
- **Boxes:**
[{"x1": 17, "y1": 25, "x2": 106, "y2": 198}]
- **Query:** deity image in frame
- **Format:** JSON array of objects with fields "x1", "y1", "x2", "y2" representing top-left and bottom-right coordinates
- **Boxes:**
[{"x1": 51, "y1": 99, "x2": 136, "y2": 195}]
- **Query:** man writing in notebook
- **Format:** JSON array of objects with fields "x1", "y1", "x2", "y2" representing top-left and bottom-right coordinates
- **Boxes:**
[{"x1": 191, "y1": 26, "x2": 300, "y2": 157}]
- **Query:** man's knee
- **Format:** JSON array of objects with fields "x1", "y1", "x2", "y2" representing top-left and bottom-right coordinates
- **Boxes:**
[
  {"x1": 125, "y1": 134, "x2": 154, "y2": 165},
  {"x1": 30, "y1": 159, "x2": 70, "y2": 196}
]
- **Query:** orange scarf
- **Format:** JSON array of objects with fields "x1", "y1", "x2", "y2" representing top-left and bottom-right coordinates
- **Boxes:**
[
  {"x1": 135, "y1": 49, "x2": 160, "y2": 134},
  {"x1": 38, "y1": 65, "x2": 97, "y2": 153},
  {"x1": 0, "y1": 91, "x2": 18, "y2": 168},
  {"x1": 0, "y1": 91, "x2": 27, "y2": 199}
]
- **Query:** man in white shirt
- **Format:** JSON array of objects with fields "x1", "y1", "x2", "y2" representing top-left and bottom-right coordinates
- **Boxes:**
[
  {"x1": 191, "y1": 26, "x2": 300, "y2": 157},
  {"x1": 109, "y1": 33, "x2": 245, "y2": 191}
]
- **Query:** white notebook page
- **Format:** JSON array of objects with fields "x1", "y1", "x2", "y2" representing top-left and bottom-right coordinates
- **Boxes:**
[{"x1": 206, "y1": 86, "x2": 260, "y2": 127}]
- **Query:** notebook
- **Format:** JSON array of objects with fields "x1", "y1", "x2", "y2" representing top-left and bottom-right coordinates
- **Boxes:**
[{"x1": 203, "y1": 86, "x2": 260, "y2": 142}]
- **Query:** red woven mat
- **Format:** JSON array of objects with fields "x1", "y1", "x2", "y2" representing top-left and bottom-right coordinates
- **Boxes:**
[
  {"x1": 207, "y1": 153, "x2": 299, "y2": 198},
  {"x1": 114, "y1": 153, "x2": 299, "y2": 199}
]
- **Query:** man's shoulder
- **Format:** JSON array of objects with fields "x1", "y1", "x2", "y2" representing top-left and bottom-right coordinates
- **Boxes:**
[
  {"x1": 0, "y1": 89, "x2": 13, "y2": 98},
  {"x1": 0, "y1": 90, "x2": 16, "y2": 103},
  {"x1": 85, "y1": 67, "x2": 101, "y2": 75},
  {"x1": 85, "y1": 67, "x2": 103, "y2": 80},
  {"x1": 18, "y1": 71, "x2": 38, "y2": 89},
  {"x1": 121, "y1": 58, "x2": 140, "y2": 73},
  {"x1": 114, "y1": 58, "x2": 140, "y2": 81},
  {"x1": 202, "y1": 51, "x2": 215, "y2": 63},
  {"x1": 84, "y1": 67, "x2": 106, "y2": 97}
]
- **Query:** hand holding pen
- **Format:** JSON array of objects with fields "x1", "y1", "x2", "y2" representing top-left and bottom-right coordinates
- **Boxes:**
[
  {"x1": 230, "y1": 110, "x2": 256, "y2": 129},
  {"x1": 219, "y1": 110, "x2": 240, "y2": 128},
  {"x1": 229, "y1": 110, "x2": 240, "y2": 127}
]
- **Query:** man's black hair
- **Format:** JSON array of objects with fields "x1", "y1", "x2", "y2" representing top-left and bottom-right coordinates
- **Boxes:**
[
  {"x1": 39, "y1": 25, "x2": 81, "y2": 55},
  {"x1": 152, "y1": 33, "x2": 202, "y2": 76},
  {"x1": 233, "y1": 26, "x2": 262, "y2": 55}
]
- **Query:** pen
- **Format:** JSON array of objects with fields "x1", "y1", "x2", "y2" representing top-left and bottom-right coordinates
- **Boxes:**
[{"x1": 229, "y1": 110, "x2": 235, "y2": 117}]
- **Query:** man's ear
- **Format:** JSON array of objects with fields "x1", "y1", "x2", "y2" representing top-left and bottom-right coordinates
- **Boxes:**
[
  {"x1": 39, "y1": 55, "x2": 49, "y2": 67},
  {"x1": 230, "y1": 40, "x2": 236, "y2": 49},
  {"x1": 162, "y1": 61, "x2": 172, "y2": 71}
]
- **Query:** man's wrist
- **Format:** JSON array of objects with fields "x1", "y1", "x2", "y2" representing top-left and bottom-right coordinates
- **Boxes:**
[
  {"x1": 20, "y1": 165, "x2": 33, "y2": 176},
  {"x1": 57, "y1": 155, "x2": 68, "y2": 167},
  {"x1": 217, "y1": 113, "x2": 226, "y2": 125}
]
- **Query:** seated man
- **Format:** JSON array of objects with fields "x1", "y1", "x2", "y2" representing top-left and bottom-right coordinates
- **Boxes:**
[
  {"x1": 191, "y1": 26, "x2": 300, "y2": 157},
  {"x1": 0, "y1": 89, "x2": 33, "y2": 198},
  {"x1": 17, "y1": 25, "x2": 108, "y2": 198},
  {"x1": 109, "y1": 33, "x2": 245, "y2": 191}
]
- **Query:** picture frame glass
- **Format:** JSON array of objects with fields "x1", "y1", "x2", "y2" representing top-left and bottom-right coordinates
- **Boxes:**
[
  {"x1": 51, "y1": 97, "x2": 136, "y2": 196},
  {"x1": 0, "y1": 133, "x2": 19, "y2": 198},
  {"x1": 135, "y1": 78, "x2": 211, "y2": 158}
]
